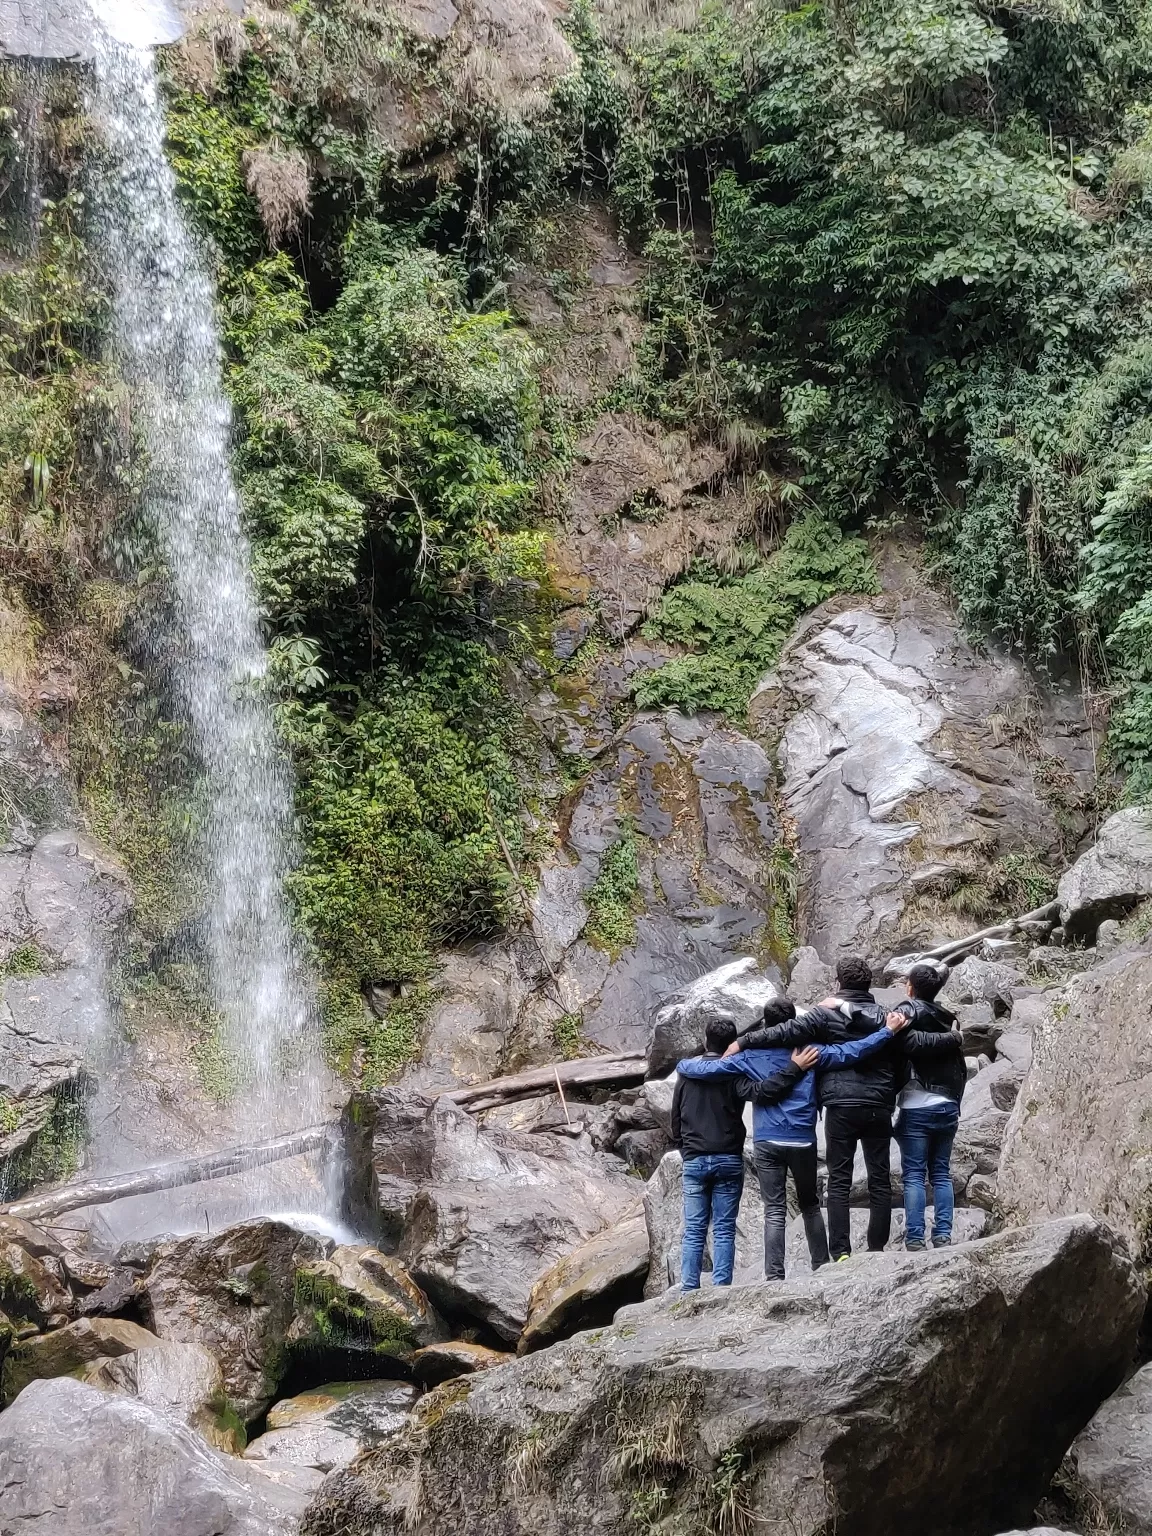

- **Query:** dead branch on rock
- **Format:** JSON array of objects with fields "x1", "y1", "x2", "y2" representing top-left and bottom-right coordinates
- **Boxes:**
[
  {"x1": 884, "y1": 901, "x2": 1059, "y2": 978},
  {"x1": 445, "y1": 1054, "x2": 648, "y2": 1113},
  {"x1": 0, "y1": 1124, "x2": 329, "y2": 1223}
]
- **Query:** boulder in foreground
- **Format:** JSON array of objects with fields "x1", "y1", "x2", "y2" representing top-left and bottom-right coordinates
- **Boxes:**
[
  {"x1": 1065, "y1": 1359, "x2": 1152, "y2": 1533},
  {"x1": 301, "y1": 1217, "x2": 1141, "y2": 1536},
  {"x1": 0, "y1": 1376, "x2": 306, "y2": 1535}
]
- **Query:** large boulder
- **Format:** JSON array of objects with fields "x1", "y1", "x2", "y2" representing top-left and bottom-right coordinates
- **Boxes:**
[
  {"x1": 2, "y1": 1316, "x2": 160, "y2": 1403},
  {"x1": 141, "y1": 1219, "x2": 330, "y2": 1420},
  {"x1": 0, "y1": 1376, "x2": 305, "y2": 1534},
  {"x1": 342, "y1": 1090, "x2": 637, "y2": 1343},
  {"x1": 999, "y1": 947, "x2": 1152, "y2": 1257},
  {"x1": 243, "y1": 1380, "x2": 417, "y2": 1478},
  {"x1": 647, "y1": 956, "x2": 781, "y2": 1076},
  {"x1": 1065, "y1": 1360, "x2": 1152, "y2": 1532},
  {"x1": 301, "y1": 1217, "x2": 1141, "y2": 1536},
  {"x1": 289, "y1": 1244, "x2": 442, "y2": 1368},
  {"x1": 519, "y1": 1205, "x2": 649, "y2": 1351},
  {"x1": 82, "y1": 1340, "x2": 240, "y2": 1451},
  {"x1": 750, "y1": 578, "x2": 1096, "y2": 961},
  {"x1": 1057, "y1": 807, "x2": 1152, "y2": 938}
]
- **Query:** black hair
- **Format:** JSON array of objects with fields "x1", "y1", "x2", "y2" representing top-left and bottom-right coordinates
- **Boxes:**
[
  {"x1": 835, "y1": 955, "x2": 872, "y2": 991},
  {"x1": 761, "y1": 997, "x2": 797, "y2": 1026},
  {"x1": 907, "y1": 962, "x2": 946, "y2": 1001},
  {"x1": 705, "y1": 1017, "x2": 738, "y2": 1053}
]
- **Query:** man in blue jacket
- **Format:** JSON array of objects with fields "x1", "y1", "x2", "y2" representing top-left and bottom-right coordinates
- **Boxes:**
[{"x1": 677, "y1": 999, "x2": 909, "y2": 1281}]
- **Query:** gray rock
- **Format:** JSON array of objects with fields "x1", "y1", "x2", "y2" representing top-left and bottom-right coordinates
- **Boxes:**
[
  {"x1": 944, "y1": 957, "x2": 1025, "y2": 1017},
  {"x1": 409, "y1": 1341, "x2": 512, "y2": 1386},
  {"x1": 993, "y1": 1530, "x2": 1079, "y2": 1535},
  {"x1": 2, "y1": 1316, "x2": 161, "y2": 1403},
  {"x1": 520, "y1": 1205, "x2": 648, "y2": 1351},
  {"x1": 0, "y1": 1376, "x2": 305, "y2": 1534},
  {"x1": 302, "y1": 1217, "x2": 1142, "y2": 1536},
  {"x1": 999, "y1": 948, "x2": 1152, "y2": 1256},
  {"x1": 243, "y1": 1381, "x2": 417, "y2": 1476},
  {"x1": 1066, "y1": 1361, "x2": 1152, "y2": 1533},
  {"x1": 142, "y1": 1219, "x2": 331, "y2": 1421},
  {"x1": 635, "y1": 1074, "x2": 676, "y2": 1132},
  {"x1": 787, "y1": 945, "x2": 836, "y2": 1006},
  {"x1": 753, "y1": 588, "x2": 1095, "y2": 961},
  {"x1": 1058, "y1": 807, "x2": 1152, "y2": 938},
  {"x1": 780, "y1": 1207, "x2": 988, "y2": 1274},
  {"x1": 82, "y1": 1340, "x2": 238, "y2": 1451},
  {"x1": 342, "y1": 1090, "x2": 637, "y2": 1343},
  {"x1": 648, "y1": 956, "x2": 781, "y2": 1076}
]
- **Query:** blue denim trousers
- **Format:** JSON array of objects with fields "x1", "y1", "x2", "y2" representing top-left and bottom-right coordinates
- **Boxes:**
[
  {"x1": 896, "y1": 1101, "x2": 961, "y2": 1244},
  {"x1": 681, "y1": 1153, "x2": 745, "y2": 1290}
]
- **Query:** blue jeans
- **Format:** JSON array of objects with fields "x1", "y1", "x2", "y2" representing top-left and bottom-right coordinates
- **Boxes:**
[
  {"x1": 896, "y1": 1102, "x2": 960, "y2": 1244},
  {"x1": 681, "y1": 1153, "x2": 745, "y2": 1290}
]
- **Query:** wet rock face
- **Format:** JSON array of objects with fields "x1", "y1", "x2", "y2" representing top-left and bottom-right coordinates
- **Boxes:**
[
  {"x1": 243, "y1": 1380, "x2": 418, "y2": 1479},
  {"x1": 342, "y1": 1090, "x2": 637, "y2": 1343},
  {"x1": 0, "y1": 1376, "x2": 306, "y2": 1535},
  {"x1": 303, "y1": 1217, "x2": 1141, "y2": 1536},
  {"x1": 999, "y1": 946, "x2": 1152, "y2": 1257},
  {"x1": 754, "y1": 587, "x2": 1096, "y2": 961},
  {"x1": 0, "y1": 0, "x2": 183, "y2": 58},
  {"x1": 82, "y1": 1340, "x2": 238, "y2": 1452},
  {"x1": 647, "y1": 955, "x2": 781, "y2": 1075},
  {"x1": 140, "y1": 1219, "x2": 331, "y2": 1422},
  {"x1": 406, "y1": 709, "x2": 783, "y2": 1091}
]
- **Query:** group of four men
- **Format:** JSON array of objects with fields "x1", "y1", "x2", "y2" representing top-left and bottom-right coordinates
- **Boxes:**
[{"x1": 669, "y1": 956, "x2": 965, "y2": 1290}]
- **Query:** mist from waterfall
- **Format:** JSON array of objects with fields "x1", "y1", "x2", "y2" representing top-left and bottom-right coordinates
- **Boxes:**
[{"x1": 80, "y1": 7, "x2": 335, "y2": 1231}]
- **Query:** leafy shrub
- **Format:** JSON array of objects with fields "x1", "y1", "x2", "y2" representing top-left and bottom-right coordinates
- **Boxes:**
[{"x1": 635, "y1": 516, "x2": 878, "y2": 717}]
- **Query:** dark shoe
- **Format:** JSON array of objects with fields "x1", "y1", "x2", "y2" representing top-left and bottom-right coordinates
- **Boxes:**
[
  {"x1": 931, "y1": 1237, "x2": 951, "y2": 1248},
  {"x1": 905, "y1": 1240, "x2": 926, "y2": 1252}
]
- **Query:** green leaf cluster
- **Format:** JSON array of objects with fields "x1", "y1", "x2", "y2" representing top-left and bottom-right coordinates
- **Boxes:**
[{"x1": 635, "y1": 517, "x2": 878, "y2": 716}]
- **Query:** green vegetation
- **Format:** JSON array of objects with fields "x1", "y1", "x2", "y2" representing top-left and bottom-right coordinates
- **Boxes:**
[
  {"x1": 584, "y1": 829, "x2": 642, "y2": 956},
  {"x1": 636, "y1": 517, "x2": 878, "y2": 715},
  {"x1": 0, "y1": 943, "x2": 46, "y2": 978},
  {"x1": 8, "y1": 0, "x2": 1152, "y2": 1103},
  {"x1": 553, "y1": 1012, "x2": 588, "y2": 1060},
  {"x1": 292, "y1": 1265, "x2": 420, "y2": 1358}
]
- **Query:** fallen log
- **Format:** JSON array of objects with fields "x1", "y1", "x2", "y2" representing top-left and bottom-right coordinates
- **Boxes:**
[
  {"x1": 884, "y1": 901, "x2": 1060, "y2": 978},
  {"x1": 445, "y1": 1054, "x2": 648, "y2": 1113},
  {"x1": 0, "y1": 1124, "x2": 329, "y2": 1223}
]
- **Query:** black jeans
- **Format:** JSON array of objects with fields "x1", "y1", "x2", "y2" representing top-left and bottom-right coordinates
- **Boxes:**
[
  {"x1": 754, "y1": 1141, "x2": 830, "y2": 1281},
  {"x1": 824, "y1": 1104, "x2": 893, "y2": 1259}
]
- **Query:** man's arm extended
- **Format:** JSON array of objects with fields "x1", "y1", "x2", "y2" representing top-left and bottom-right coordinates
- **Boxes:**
[
  {"x1": 735, "y1": 1014, "x2": 824, "y2": 1052},
  {"x1": 815, "y1": 1017, "x2": 908, "y2": 1071},
  {"x1": 676, "y1": 1055, "x2": 753, "y2": 1080},
  {"x1": 885, "y1": 1008, "x2": 964, "y2": 1056},
  {"x1": 734, "y1": 1063, "x2": 804, "y2": 1106}
]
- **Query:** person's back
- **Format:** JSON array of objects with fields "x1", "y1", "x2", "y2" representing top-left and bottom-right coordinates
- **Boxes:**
[
  {"x1": 677, "y1": 999, "x2": 908, "y2": 1280},
  {"x1": 670, "y1": 1018, "x2": 746, "y2": 1292},
  {"x1": 889, "y1": 964, "x2": 966, "y2": 1251},
  {"x1": 737, "y1": 956, "x2": 899, "y2": 1261}
]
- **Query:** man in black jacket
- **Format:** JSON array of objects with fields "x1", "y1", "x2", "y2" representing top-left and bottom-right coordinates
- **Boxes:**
[
  {"x1": 670, "y1": 1018, "x2": 746, "y2": 1291},
  {"x1": 731, "y1": 956, "x2": 960, "y2": 1261},
  {"x1": 886, "y1": 962, "x2": 966, "y2": 1251}
]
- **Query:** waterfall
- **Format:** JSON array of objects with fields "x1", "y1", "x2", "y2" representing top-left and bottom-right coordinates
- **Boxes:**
[{"x1": 80, "y1": 7, "x2": 332, "y2": 1223}]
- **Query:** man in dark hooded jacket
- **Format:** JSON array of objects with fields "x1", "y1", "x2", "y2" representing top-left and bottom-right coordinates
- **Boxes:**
[
  {"x1": 885, "y1": 962, "x2": 966, "y2": 1251},
  {"x1": 731, "y1": 955, "x2": 960, "y2": 1260}
]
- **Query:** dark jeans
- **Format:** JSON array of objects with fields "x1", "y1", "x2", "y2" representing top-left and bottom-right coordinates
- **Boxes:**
[
  {"x1": 824, "y1": 1104, "x2": 893, "y2": 1259},
  {"x1": 754, "y1": 1141, "x2": 829, "y2": 1280},
  {"x1": 681, "y1": 1153, "x2": 745, "y2": 1290},
  {"x1": 896, "y1": 1100, "x2": 960, "y2": 1244}
]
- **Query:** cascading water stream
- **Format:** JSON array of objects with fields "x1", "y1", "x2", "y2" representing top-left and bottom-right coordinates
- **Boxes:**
[{"x1": 77, "y1": 4, "x2": 337, "y2": 1231}]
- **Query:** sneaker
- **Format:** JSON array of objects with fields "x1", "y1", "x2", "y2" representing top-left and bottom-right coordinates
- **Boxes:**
[
  {"x1": 905, "y1": 1240, "x2": 926, "y2": 1252},
  {"x1": 834, "y1": 1254, "x2": 851, "y2": 1263},
  {"x1": 931, "y1": 1237, "x2": 951, "y2": 1248}
]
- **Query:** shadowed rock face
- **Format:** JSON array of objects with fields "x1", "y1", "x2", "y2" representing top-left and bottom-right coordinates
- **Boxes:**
[
  {"x1": 0, "y1": 0, "x2": 184, "y2": 59},
  {"x1": 301, "y1": 1216, "x2": 1142, "y2": 1536}
]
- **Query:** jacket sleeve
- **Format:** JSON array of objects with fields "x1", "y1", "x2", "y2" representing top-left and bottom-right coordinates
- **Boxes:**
[
  {"x1": 902, "y1": 1028, "x2": 963, "y2": 1056},
  {"x1": 675, "y1": 1056, "x2": 749, "y2": 1078},
  {"x1": 815, "y1": 1027, "x2": 894, "y2": 1070},
  {"x1": 734, "y1": 1064, "x2": 804, "y2": 1106},
  {"x1": 670, "y1": 1078, "x2": 683, "y2": 1148},
  {"x1": 738, "y1": 1014, "x2": 824, "y2": 1051}
]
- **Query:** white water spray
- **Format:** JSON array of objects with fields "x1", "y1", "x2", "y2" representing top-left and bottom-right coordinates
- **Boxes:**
[{"x1": 81, "y1": 9, "x2": 332, "y2": 1223}]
